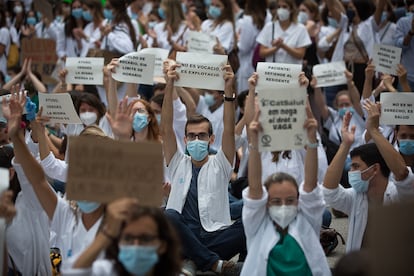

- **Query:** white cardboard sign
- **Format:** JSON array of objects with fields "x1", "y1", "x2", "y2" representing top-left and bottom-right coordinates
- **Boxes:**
[
  {"x1": 256, "y1": 62, "x2": 302, "y2": 91},
  {"x1": 186, "y1": 31, "x2": 216, "y2": 53},
  {"x1": 39, "y1": 93, "x2": 82, "y2": 124},
  {"x1": 372, "y1": 44, "x2": 402, "y2": 75},
  {"x1": 139, "y1": 48, "x2": 169, "y2": 81},
  {"x1": 312, "y1": 61, "x2": 347, "y2": 87},
  {"x1": 112, "y1": 52, "x2": 155, "y2": 85},
  {"x1": 66, "y1": 57, "x2": 104, "y2": 85},
  {"x1": 380, "y1": 92, "x2": 414, "y2": 125},
  {"x1": 258, "y1": 87, "x2": 307, "y2": 152},
  {"x1": 175, "y1": 52, "x2": 228, "y2": 91}
]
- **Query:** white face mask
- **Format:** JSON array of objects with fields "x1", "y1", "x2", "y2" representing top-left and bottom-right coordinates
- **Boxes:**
[
  {"x1": 80, "y1": 112, "x2": 97, "y2": 126},
  {"x1": 268, "y1": 205, "x2": 298, "y2": 229},
  {"x1": 297, "y1": 11, "x2": 309, "y2": 24},
  {"x1": 277, "y1": 8, "x2": 290, "y2": 21},
  {"x1": 13, "y1": 6, "x2": 23, "y2": 14}
]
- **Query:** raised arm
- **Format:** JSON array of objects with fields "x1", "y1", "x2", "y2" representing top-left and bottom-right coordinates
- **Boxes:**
[
  {"x1": 3, "y1": 59, "x2": 27, "y2": 91},
  {"x1": 8, "y1": 91, "x2": 57, "y2": 220},
  {"x1": 364, "y1": 100, "x2": 409, "y2": 181},
  {"x1": 244, "y1": 73, "x2": 258, "y2": 125},
  {"x1": 221, "y1": 65, "x2": 236, "y2": 164},
  {"x1": 27, "y1": 58, "x2": 47, "y2": 93},
  {"x1": 345, "y1": 70, "x2": 364, "y2": 118},
  {"x1": 104, "y1": 59, "x2": 120, "y2": 117},
  {"x1": 246, "y1": 108, "x2": 263, "y2": 199},
  {"x1": 303, "y1": 103, "x2": 319, "y2": 193},
  {"x1": 325, "y1": 0, "x2": 345, "y2": 21},
  {"x1": 323, "y1": 112, "x2": 355, "y2": 189},
  {"x1": 362, "y1": 61, "x2": 375, "y2": 99},
  {"x1": 160, "y1": 61, "x2": 179, "y2": 166},
  {"x1": 176, "y1": 87, "x2": 196, "y2": 118},
  {"x1": 310, "y1": 76, "x2": 329, "y2": 120}
]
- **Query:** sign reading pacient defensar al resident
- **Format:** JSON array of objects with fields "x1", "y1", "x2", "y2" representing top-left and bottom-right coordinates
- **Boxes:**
[
  {"x1": 372, "y1": 44, "x2": 402, "y2": 75},
  {"x1": 66, "y1": 57, "x2": 104, "y2": 85},
  {"x1": 39, "y1": 93, "x2": 82, "y2": 124},
  {"x1": 112, "y1": 52, "x2": 155, "y2": 85},
  {"x1": 258, "y1": 87, "x2": 307, "y2": 152},
  {"x1": 186, "y1": 31, "x2": 216, "y2": 53},
  {"x1": 139, "y1": 48, "x2": 169, "y2": 81},
  {"x1": 175, "y1": 52, "x2": 228, "y2": 91},
  {"x1": 256, "y1": 62, "x2": 302, "y2": 91},
  {"x1": 312, "y1": 61, "x2": 347, "y2": 87},
  {"x1": 380, "y1": 92, "x2": 414, "y2": 125}
]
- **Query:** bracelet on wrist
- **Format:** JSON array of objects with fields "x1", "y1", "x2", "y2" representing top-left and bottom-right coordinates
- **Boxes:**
[
  {"x1": 306, "y1": 140, "x2": 319, "y2": 149},
  {"x1": 224, "y1": 93, "x2": 236, "y2": 102},
  {"x1": 248, "y1": 143, "x2": 258, "y2": 151}
]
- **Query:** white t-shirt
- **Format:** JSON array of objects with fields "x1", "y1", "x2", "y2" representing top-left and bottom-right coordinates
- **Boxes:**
[
  {"x1": 201, "y1": 19, "x2": 234, "y2": 53},
  {"x1": 81, "y1": 20, "x2": 107, "y2": 57},
  {"x1": 256, "y1": 21, "x2": 311, "y2": 64},
  {"x1": 0, "y1": 27, "x2": 10, "y2": 75},
  {"x1": 153, "y1": 22, "x2": 188, "y2": 51}
]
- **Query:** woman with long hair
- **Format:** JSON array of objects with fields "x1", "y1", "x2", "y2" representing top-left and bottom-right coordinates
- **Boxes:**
[{"x1": 79, "y1": 0, "x2": 105, "y2": 57}]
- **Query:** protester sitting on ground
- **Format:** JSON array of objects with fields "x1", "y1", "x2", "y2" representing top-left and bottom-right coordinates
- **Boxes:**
[
  {"x1": 162, "y1": 61, "x2": 246, "y2": 275},
  {"x1": 64, "y1": 198, "x2": 183, "y2": 276},
  {"x1": 241, "y1": 103, "x2": 330, "y2": 276},
  {"x1": 7, "y1": 91, "x2": 109, "y2": 268},
  {"x1": 323, "y1": 102, "x2": 414, "y2": 252}
]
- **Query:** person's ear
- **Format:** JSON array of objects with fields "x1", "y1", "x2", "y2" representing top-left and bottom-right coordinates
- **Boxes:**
[
  {"x1": 209, "y1": 134, "x2": 215, "y2": 145},
  {"x1": 157, "y1": 240, "x2": 167, "y2": 255},
  {"x1": 9, "y1": 167, "x2": 15, "y2": 181}
]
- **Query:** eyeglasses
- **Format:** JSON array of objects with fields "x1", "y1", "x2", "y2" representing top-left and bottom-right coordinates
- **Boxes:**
[
  {"x1": 186, "y1": 132, "x2": 210, "y2": 141},
  {"x1": 268, "y1": 197, "x2": 298, "y2": 206},
  {"x1": 119, "y1": 234, "x2": 158, "y2": 245}
]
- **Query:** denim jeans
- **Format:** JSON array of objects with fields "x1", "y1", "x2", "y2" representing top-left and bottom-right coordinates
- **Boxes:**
[{"x1": 165, "y1": 209, "x2": 246, "y2": 271}]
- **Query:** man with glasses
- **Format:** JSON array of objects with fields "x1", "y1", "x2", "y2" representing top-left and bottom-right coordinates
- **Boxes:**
[{"x1": 161, "y1": 62, "x2": 246, "y2": 276}]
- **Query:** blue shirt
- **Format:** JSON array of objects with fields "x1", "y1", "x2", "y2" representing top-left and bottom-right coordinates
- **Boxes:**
[{"x1": 182, "y1": 165, "x2": 202, "y2": 230}]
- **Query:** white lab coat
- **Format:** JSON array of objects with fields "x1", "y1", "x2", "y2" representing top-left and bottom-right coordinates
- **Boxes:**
[
  {"x1": 166, "y1": 149, "x2": 232, "y2": 232},
  {"x1": 323, "y1": 168, "x2": 414, "y2": 252},
  {"x1": 241, "y1": 185, "x2": 330, "y2": 276}
]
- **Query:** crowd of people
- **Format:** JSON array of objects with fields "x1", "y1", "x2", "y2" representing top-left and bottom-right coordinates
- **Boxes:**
[{"x1": 0, "y1": 0, "x2": 414, "y2": 275}]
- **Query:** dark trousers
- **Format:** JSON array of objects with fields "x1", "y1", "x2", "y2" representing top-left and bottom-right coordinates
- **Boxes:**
[{"x1": 165, "y1": 209, "x2": 246, "y2": 271}]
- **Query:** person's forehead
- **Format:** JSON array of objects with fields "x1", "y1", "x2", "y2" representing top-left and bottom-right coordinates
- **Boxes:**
[
  {"x1": 397, "y1": 125, "x2": 414, "y2": 135},
  {"x1": 267, "y1": 181, "x2": 298, "y2": 198},
  {"x1": 351, "y1": 156, "x2": 367, "y2": 166},
  {"x1": 186, "y1": 122, "x2": 210, "y2": 133},
  {"x1": 123, "y1": 216, "x2": 158, "y2": 235},
  {"x1": 133, "y1": 101, "x2": 146, "y2": 110}
]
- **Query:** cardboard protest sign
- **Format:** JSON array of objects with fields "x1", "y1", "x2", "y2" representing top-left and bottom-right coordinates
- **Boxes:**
[
  {"x1": 139, "y1": 48, "x2": 169, "y2": 82},
  {"x1": 38, "y1": 93, "x2": 82, "y2": 124},
  {"x1": 256, "y1": 62, "x2": 302, "y2": 91},
  {"x1": 175, "y1": 52, "x2": 228, "y2": 91},
  {"x1": 66, "y1": 136, "x2": 164, "y2": 206},
  {"x1": 312, "y1": 61, "x2": 347, "y2": 87},
  {"x1": 258, "y1": 87, "x2": 307, "y2": 152},
  {"x1": 34, "y1": 0, "x2": 53, "y2": 22},
  {"x1": 186, "y1": 31, "x2": 216, "y2": 53},
  {"x1": 367, "y1": 203, "x2": 414, "y2": 276},
  {"x1": 66, "y1": 57, "x2": 104, "y2": 85},
  {"x1": 21, "y1": 38, "x2": 58, "y2": 84},
  {"x1": 380, "y1": 92, "x2": 414, "y2": 125},
  {"x1": 372, "y1": 44, "x2": 402, "y2": 75},
  {"x1": 112, "y1": 52, "x2": 155, "y2": 85}
]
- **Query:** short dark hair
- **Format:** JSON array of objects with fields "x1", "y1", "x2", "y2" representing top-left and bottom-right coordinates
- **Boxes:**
[
  {"x1": 350, "y1": 143, "x2": 390, "y2": 178},
  {"x1": 353, "y1": 0, "x2": 375, "y2": 21},
  {"x1": 264, "y1": 172, "x2": 299, "y2": 196},
  {"x1": 185, "y1": 114, "x2": 213, "y2": 136},
  {"x1": 77, "y1": 93, "x2": 106, "y2": 120},
  {"x1": 150, "y1": 93, "x2": 164, "y2": 108}
]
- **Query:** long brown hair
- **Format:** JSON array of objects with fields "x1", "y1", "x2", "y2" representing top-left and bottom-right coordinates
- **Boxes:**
[
  {"x1": 244, "y1": 0, "x2": 267, "y2": 30},
  {"x1": 162, "y1": 0, "x2": 185, "y2": 34},
  {"x1": 213, "y1": 0, "x2": 234, "y2": 27},
  {"x1": 109, "y1": 0, "x2": 137, "y2": 48},
  {"x1": 129, "y1": 99, "x2": 161, "y2": 142}
]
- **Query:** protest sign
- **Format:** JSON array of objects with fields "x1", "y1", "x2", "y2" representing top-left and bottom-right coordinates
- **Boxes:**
[
  {"x1": 257, "y1": 87, "x2": 307, "y2": 152},
  {"x1": 186, "y1": 31, "x2": 216, "y2": 53},
  {"x1": 372, "y1": 44, "x2": 402, "y2": 75},
  {"x1": 312, "y1": 61, "x2": 347, "y2": 87},
  {"x1": 175, "y1": 52, "x2": 227, "y2": 90},
  {"x1": 139, "y1": 48, "x2": 169, "y2": 82},
  {"x1": 66, "y1": 136, "x2": 164, "y2": 206},
  {"x1": 256, "y1": 62, "x2": 302, "y2": 91},
  {"x1": 380, "y1": 92, "x2": 414, "y2": 125},
  {"x1": 21, "y1": 38, "x2": 58, "y2": 84},
  {"x1": 367, "y1": 203, "x2": 414, "y2": 276},
  {"x1": 66, "y1": 57, "x2": 104, "y2": 85},
  {"x1": 112, "y1": 52, "x2": 155, "y2": 85},
  {"x1": 38, "y1": 93, "x2": 82, "y2": 124},
  {"x1": 34, "y1": 0, "x2": 53, "y2": 22}
]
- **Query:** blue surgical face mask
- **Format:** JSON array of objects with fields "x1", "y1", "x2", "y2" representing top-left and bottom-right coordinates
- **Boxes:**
[
  {"x1": 133, "y1": 112, "x2": 149, "y2": 133},
  {"x1": 55, "y1": 15, "x2": 63, "y2": 23},
  {"x1": 338, "y1": 106, "x2": 355, "y2": 117},
  {"x1": 77, "y1": 201, "x2": 101, "y2": 213},
  {"x1": 327, "y1": 16, "x2": 338, "y2": 28},
  {"x1": 4, "y1": 75, "x2": 11, "y2": 83},
  {"x1": 399, "y1": 139, "x2": 414, "y2": 155},
  {"x1": 204, "y1": 93, "x2": 215, "y2": 107},
  {"x1": 148, "y1": 21, "x2": 157, "y2": 29},
  {"x1": 181, "y1": 2, "x2": 187, "y2": 14},
  {"x1": 204, "y1": 0, "x2": 212, "y2": 7},
  {"x1": 380, "y1": 11, "x2": 388, "y2": 23},
  {"x1": 104, "y1": 9, "x2": 113, "y2": 20},
  {"x1": 37, "y1": 11, "x2": 42, "y2": 19},
  {"x1": 158, "y1": 7, "x2": 166, "y2": 20},
  {"x1": 27, "y1": 17, "x2": 37, "y2": 25},
  {"x1": 82, "y1": 10, "x2": 93, "y2": 22},
  {"x1": 118, "y1": 245, "x2": 159, "y2": 276},
  {"x1": 187, "y1": 140, "x2": 209, "y2": 161},
  {"x1": 348, "y1": 165, "x2": 375, "y2": 193},
  {"x1": 155, "y1": 114, "x2": 161, "y2": 125},
  {"x1": 209, "y1": 6, "x2": 222, "y2": 19},
  {"x1": 71, "y1": 8, "x2": 83, "y2": 19}
]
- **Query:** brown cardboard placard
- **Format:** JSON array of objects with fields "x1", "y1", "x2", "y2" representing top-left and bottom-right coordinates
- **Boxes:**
[
  {"x1": 66, "y1": 136, "x2": 164, "y2": 206},
  {"x1": 21, "y1": 38, "x2": 58, "y2": 84},
  {"x1": 366, "y1": 202, "x2": 414, "y2": 276}
]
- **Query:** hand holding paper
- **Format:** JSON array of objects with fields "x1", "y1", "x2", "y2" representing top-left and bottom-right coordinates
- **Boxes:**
[
  {"x1": 248, "y1": 72, "x2": 258, "y2": 91},
  {"x1": 299, "y1": 72, "x2": 309, "y2": 87},
  {"x1": 363, "y1": 99, "x2": 381, "y2": 134}
]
